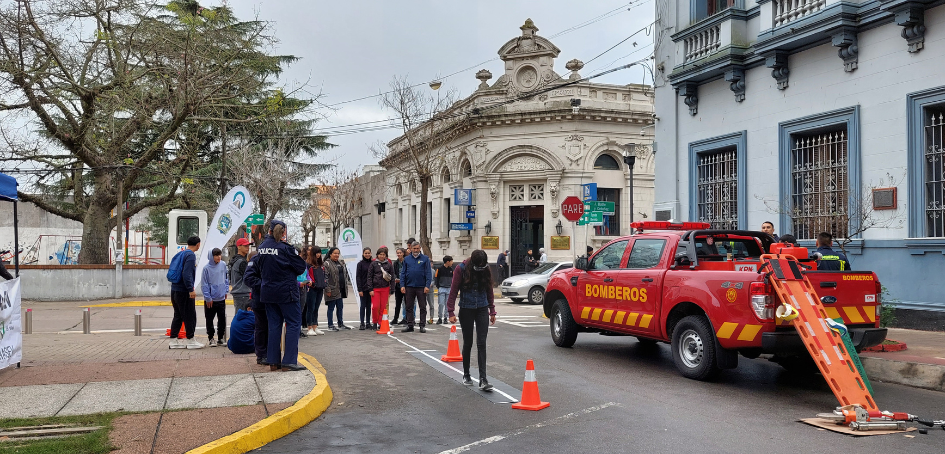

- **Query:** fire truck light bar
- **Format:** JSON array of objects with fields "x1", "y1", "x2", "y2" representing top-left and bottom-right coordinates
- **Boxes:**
[{"x1": 631, "y1": 221, "x2": 713, "y2": 231}]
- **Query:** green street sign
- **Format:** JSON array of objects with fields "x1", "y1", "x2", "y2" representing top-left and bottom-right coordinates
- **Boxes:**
[
  {"x1": 585, "y1": 201, "x2": 615, "y2": 216},
  {"x1": 244, "y1": 214, "x2": 265, "y2": 226},
  {"x1": 576, "y1": 211, "x2": 604, "y2": 226}
]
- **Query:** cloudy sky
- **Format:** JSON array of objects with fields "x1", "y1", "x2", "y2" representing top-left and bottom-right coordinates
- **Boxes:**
[{"x1": 227, "y1": 0, "x2": 656, "y2": 172}]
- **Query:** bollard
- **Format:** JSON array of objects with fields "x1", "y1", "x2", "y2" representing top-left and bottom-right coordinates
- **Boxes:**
[
  {"x1": 82, "y1": 307, "x2": 91, "y2": 334},
  {"x1": 134, "y1": 309, "x2": 142, "y2": 336},
  {"x1": 25, "y1": 309, "x2": 32, "y2": 335}
]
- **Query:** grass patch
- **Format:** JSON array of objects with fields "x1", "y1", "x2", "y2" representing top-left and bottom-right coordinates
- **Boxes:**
[{"x1": 0, "y1": 413, "x2": 118, "y2": 454}]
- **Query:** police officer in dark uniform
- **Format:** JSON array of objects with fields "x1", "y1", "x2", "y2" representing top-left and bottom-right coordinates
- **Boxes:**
[
  {"x1": 255, "y1": 220, "x2": 308, "y2": 371},
  {"x1": 811, "y1": 232, "x2": 851, "y2": 271}
]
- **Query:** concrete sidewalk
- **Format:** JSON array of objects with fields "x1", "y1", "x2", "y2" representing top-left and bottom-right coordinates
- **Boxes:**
[{"x1": 861, "y1": 327, "x2": 945, "y2": 392}]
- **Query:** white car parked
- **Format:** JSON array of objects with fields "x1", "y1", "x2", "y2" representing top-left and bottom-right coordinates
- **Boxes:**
[{"x1": 500, "y1": 262, "x2": 572, "y2": 304}]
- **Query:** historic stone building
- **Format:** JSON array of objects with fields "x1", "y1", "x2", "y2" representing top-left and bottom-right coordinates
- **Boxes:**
[{"x1": 348, "y1": 20, "x2": 655, "y2": 272}]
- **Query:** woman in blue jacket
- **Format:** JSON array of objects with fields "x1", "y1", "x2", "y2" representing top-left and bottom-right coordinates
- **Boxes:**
[{"x1": 447, "y1": 250, "x2": 496, "y2": 391}]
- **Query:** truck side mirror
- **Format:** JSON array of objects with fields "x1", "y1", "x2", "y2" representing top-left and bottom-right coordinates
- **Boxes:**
[
  {"x1": 574, "y1": 256, "x2": 588, "y2": 271},
  {"x1": 674, "y1": 251, "x2": 691, "y2": 267}
]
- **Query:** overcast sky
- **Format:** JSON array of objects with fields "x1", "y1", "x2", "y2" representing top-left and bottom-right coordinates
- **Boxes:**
[{"x1": 227, "y1": 0, "x2": 656, "y2": 172}]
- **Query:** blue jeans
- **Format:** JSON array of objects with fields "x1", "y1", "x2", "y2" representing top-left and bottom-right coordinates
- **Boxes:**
[
  {"x1": 326, "y1": 298, "x2": 344, "y2": 327},
  {"x1": 266, "y1": 301, "x2": 301, "y2": 367},
  {"x1": 305, "y1": 287, "x2": 323, "y2": 327},
  {"x1": 437, "y1": 287, "x2": 450, "y2": 319}
]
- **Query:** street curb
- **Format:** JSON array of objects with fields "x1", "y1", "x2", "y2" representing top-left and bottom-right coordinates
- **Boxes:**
[
  {"x1": 186, "y1": 353, "x2": 333, "y2": 454},
  {"x1": 862, "y1": 357, "x2": 945, "y2": 392}
]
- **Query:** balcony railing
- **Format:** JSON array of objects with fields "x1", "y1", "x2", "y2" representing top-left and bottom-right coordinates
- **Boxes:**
[
  {"x1": 774, "y1": 0, "x2": 826, "y2": 26},
  {"x1": 684, "y1": 24, "x2": 722, "y2": 62}
]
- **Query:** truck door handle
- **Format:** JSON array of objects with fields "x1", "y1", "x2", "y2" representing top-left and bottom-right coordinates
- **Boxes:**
[
  {"x1": 603, "y1": 278, "x2": 614, "y2": 283},
  {"x1": 642, "y1": 278, "x2": 654, "y2": 283},
  {"x1": 820, "y1": 281, "x2": 837, "y2": 288}
]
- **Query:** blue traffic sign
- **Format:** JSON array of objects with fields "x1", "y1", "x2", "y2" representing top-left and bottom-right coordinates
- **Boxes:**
[
  {"x1": 582, "y1": 183, "x2": 597, "y2": 201},
  {"x1": 450, "y1": 223, "x2": 473, "y2": 231}
]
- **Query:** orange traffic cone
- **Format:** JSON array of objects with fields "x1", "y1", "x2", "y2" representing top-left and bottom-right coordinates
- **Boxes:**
[
  {"x1": 376, "y1": 307, "x2": 392, "y2": 334},
  {"x1": 511, "y1": 360, "x2": 550, "y2": 411},
  {"x1": 441, "y1": 324, "x2": 463, "y2": 362},
  {"x1": 167, "y1": 323, "x2": 187, "y2": 339}
]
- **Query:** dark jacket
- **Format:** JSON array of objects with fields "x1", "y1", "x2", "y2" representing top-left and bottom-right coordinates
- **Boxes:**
[
  {"x1": 229, "y1": 254, "x2": 250, "y2": 296},
  {"x1": 243, "y1": 255, "x2": 261, "y2": 309},
  {"x1": 356, "y1": 257, "x2": 373, "y2": 293},
  {"x1": 255, "y1": 236, "x2": 307, "y2": 305},
  {"x1": 812, "y1": 246, "x2": 851, "y2": 271},
  {"x1": 324, "y1": 259, "x2": 348, "y2": 301},
  {"x1": 170, "y1": 249, "x2": 197, "y2": 293},
  {"x1": 497, "y1": 253, "x2": 507, "y2": 267},
  {"x1": 367, "y1": 259, "x2": 395, "y2": 291},
  {"x1": 400, "y1": 253, "x2": 433, "y2": 288},
  {"x1": 392, "y1": 259, "x2": 403, "y2": 288},
  {"x1": 307, "y1": 265, "x2": 327, "y2": 289},
  {"x1": 435, "y1": 264, "x2": 454, "y2": 288},
  {"x1": 446, "y1": 262, "x2": 496, "y2": 317},
  {"x1": 227, "y1": 309, "x2": 256, "y2": 354}
]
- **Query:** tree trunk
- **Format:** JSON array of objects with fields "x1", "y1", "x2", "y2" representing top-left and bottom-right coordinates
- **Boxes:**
[
  {"x1": 419, "y1": 180, "x2": 432, "y2": 258},
  {"x1": 78, "y1": 201, "x2": 115, "y2": 264}
]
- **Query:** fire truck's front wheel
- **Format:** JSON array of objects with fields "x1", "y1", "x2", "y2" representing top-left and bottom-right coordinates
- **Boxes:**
[
  {"x1": 672, "y1": 315, "x2": 720, "y2": 380},
  {"x1": 550, "y1": 299, "x2": 578, "y2": 348}
]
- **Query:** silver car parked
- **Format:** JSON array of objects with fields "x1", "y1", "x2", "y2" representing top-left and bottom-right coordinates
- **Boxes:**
[{"x1": 500, "y1": 262, "x2": 572, "y2": 304}]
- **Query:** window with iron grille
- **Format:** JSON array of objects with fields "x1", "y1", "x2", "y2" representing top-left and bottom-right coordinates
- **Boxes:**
[
  {"x1": 790, "y1": 127, "x2": 848, "y2": 239},
  {"x1": 696, "y1": 147, "x2": 738, "y2": 229},
  {"x1": 509, "y1": 184, "x2": 525, "y2": 201},
  {"x1": 529, "y1": 184, "x2": 544, "y2": 201},
  {"x1": 925, "y1": 105, "x2": 945, "y2": 236}
]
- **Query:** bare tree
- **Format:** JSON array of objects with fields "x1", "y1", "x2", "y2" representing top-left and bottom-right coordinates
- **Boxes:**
[
  {"x1": 370, "y1": 76, "x2": 469, "y2": 257},
  {"x1": 758, "y1": 172, "x2": 905, "y2": 256},
  {"x1": 312, "y1": 166, "x2": 362, "y2": 245}
]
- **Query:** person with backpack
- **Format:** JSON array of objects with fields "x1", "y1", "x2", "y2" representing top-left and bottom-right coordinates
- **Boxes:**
[
  {"x1": 229, "y1": 238, "x2": 252, "y2": 312},
  {"x1": 304, "y1": 248, "x2": 326, "y2": 336},
  {"x1": 447, "y1": 250, "x2": 497, "y2": 391},
  {"x1": 367, "y1": 246, "x2": 395, "y2": 330},
  {"x1": 256, "y1": 220, "x2": 308, "y2": 371},
  {"x1": 168, "y1": 236, "x2": 204, "y2": 350},
  {"x1": 201, "y1": 248, "x2": 230, "y2": 347}
]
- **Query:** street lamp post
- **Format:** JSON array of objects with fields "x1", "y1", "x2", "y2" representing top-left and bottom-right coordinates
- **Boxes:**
[{"x1": 623, "y1": 143, "x2": 641, "y2": 229}]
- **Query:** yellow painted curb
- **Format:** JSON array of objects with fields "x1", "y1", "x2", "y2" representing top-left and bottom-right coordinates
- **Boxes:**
[{"x1": 186, "y1": 353, "x2": 333, "y2": 454}]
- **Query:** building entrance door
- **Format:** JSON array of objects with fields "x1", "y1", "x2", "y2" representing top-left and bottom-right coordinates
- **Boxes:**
[{"x1": 510, "y1": 205, "x2": 545, "y2": 275}]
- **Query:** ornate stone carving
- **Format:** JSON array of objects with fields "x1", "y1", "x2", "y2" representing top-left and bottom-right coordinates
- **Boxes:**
[
  {"x1": 832, "y1": 31, "x2": 858, "y2": 72},
  {"x1": 678, "y1": 82, "x2": 698, "y2": 116},
  {"x1": 561, "y1": 135, "x2": 587, "y2": 166},
  {"x1": 894, "y1": 7, "x2": 926, "y2": 53},
  {"x1": 497, "y1": 156, "x2": 552, "y2": 172},
  {"x1": 489, "y1": 182, "x2": 499, "y2": 219},
  {"x1": 765, "y1": 51, "x2": 790, "y2": 90},
  {"x1": 473, "y1": 142, "x2": 490, "y2": 171},
  {"x1": 604, "y1": 92, "x2": 617, "y2": 101},
  {"x1": 549, "y1": 181, "x2": 560, "y2": 218},
  {"x1": 565, "y1": 59, "x2": 584, "y2": 80},
  {"x1": 476, "y1": 69, "x2": 493, "y2": 89},
  {"x1": 517, "y1": 66, "x2": 539, "y2": 89},
  {"x1": 725, "y1": 68, "x2": 746, "y2": 102}
]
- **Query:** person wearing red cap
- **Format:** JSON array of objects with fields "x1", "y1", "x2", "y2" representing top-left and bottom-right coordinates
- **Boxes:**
[{"x1": 229, "y1": 237, "x2": 253, "y2": 312}]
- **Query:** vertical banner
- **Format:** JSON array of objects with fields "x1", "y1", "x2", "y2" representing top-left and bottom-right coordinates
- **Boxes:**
[
  {"x1": 0, "y1": 278, "x2": 22, "y2": 370},
  {"x1": 338, "y1": 227, "x2": 363, "y2": 295},
  {"x1": 195, "y1": 186, "x2": 255, "y2": 290}
]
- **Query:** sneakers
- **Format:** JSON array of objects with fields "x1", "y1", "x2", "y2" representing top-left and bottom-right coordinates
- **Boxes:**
[
  {"x1": 373, "y1": 323, "x2": 379, "y2": 330},
  {"x1": 401, "y1": 326, "x2": 414, "y2": 333},
  {"x1": 300, "y1": 330, "x2": 308, "y2": 338},
  {"x1": 462, "y1": 375, "x2": 474, "y2": 386},
  {"x1": 209, "y1": 337, "x2": 217, "y2": 347},
  {"x1": 307, "y1": 328, "x2": 317, "y2": 336},
  {"x1": 340, "y1": 325, "x2": 353, "y2": 330},
  {"x1": 419, "y1": 327, "x2": 427, "y2": 333},
  {"x1": 392, "y1": 319, "x2": 400, "y2": 325},
  {"x1": 359, "y1": 323, "x2": 366, "y2": 330},
  {"x1": 479, "y1": 378, "x2": 493, "y2": 392},
  {"x1": 257, "y1": 357, "x2": 270, "y2": 366},
  {"x1": 436, "y1": 318, "x2": 442, "y2": 325},
  {"x1": 328, "y1": 326, "x2": 339, "y2": 332},
  {"x1": 169, "y1": 339, "x2": 186, "y2": 349},
  {"x1": 186, "y1": 338, "x2": 205, "y2": 349},
  {"x1": 314, "y1": 328, "x2": 325, "y2": 335},
  {"x1": 217, "y1": 339, "x2": 224, "y2": 346}
]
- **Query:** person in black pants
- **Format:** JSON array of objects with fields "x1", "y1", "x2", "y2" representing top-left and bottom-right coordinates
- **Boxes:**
[
  {"x1": 392, "y1": 248, "x2": 405, "y2": 324},
  {"x1": 169, "y1": 236, "x2": 204, "y2": 349},
  {"x1": 447, "y1": 249, "x2": 497, "y2": 391},
  {"x1": 242, "y1": 252, "x2": 269, "y2": 364},
  {"x1": 356, "y1": 247, "x2": 374, "y2": 330}
]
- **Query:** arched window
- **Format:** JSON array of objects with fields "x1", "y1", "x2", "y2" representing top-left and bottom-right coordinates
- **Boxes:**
[
  {"x1": 460, "y1": 159, "x2": 473, "y2": 178},
  {"x1": 441, "y1": 167, "x2": 452, "y2": 184},
  {"x1": 594, "y1": 154, "x2": 620, "y2": 170}
]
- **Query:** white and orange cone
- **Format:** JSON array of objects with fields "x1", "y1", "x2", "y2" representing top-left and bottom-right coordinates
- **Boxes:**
[
  {"x1": 441, "y1": 324, "x2": 463, "y2": 362},
  {"x1": 376, "y1": 307, "x2": 392, "y2": 334},
  {"x1": 511, "y1": 359, "x2": 550, "y2": 411}
]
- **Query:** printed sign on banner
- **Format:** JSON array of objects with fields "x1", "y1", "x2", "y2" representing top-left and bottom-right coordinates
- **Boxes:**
[
  {"x1": 195, "y1": 186, "x2": 255, "y2": 290},
  {"x1": 0, "y1": 278, "x2": 23, "y2": 370},
  {"x1": 338, "y1": 227, "x2": 364, "y2": 295}
]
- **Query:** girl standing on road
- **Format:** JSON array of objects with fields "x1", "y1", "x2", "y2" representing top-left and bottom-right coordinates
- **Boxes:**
[
  {"x1": 324, "y1": 247, "x2": 352, "y2": 331},
  {"x1": 304, "y1": 248, "x2": 326, "y2": 336},
  {"x1": 367, "y1": 247, "x2": 395, "y2": 330},
  {"x1": 447, "y1": 249, "x2": 497, "y2": 391},
  {"x1": 393, "y1": 248, "x2": 406, "y2": 325}
]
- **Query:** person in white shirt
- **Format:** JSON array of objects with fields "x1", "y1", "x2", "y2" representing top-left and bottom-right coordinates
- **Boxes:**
[{"x1": 539, "y1": 248, "x2": 548, "y2": 263}]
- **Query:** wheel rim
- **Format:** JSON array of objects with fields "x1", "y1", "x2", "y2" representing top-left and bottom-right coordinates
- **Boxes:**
[
  {"x1": 553, "y1": 310, "x2": 562, "y2": 338},
  {"x1": 531, "y1": 288, "x2": 543, "y2": 303},
  {"x1": 678, "y1": 329, "x2": 704, "y2": 369}
]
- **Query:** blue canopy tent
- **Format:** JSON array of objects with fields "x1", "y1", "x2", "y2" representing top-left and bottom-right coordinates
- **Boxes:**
[{"x1": 0, "y1": 172, "x2": 19, "y2": 277}]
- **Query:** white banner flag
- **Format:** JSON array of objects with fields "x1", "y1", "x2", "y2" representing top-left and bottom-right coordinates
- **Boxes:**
[
  {"x1": 338, "y1": 227, "x2": 363, "y2": 295},
  {"x1": 0, "y1": 278, "x2": 23, "y2": 370},
  {"x1": 195, "y1": 186, "x2": 255, "y2": 290}
]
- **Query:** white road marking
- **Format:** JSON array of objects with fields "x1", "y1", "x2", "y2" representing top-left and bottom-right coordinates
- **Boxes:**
[
  {"x1": 437, "y1": 402, "x2": 621, "y2": 454},
  {"x1": 497, "y1": 319, "x2": 546, "y2": 328},
  {"x1": 387, "y1": 332, "x2": 518, "y2": 403}
]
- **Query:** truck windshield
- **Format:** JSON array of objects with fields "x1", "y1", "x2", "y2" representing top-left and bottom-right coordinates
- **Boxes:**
[{"x1": 694, "y1": 235, "x2": 763, "y2": 260}]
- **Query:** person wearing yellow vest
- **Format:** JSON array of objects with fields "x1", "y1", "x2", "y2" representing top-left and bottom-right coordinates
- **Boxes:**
[{"x1": 811, "y1": 232, "x2": 851, "y2": 271}]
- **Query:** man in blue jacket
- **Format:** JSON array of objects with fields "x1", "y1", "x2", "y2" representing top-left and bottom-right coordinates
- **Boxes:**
[
  {"x1": 170, "y1": 236, "x2": 204, "y2": 349},
  {"x1": 256, "y1": 220, "x2": 308, "y2": 371},
  {"x1": 202, "y1": 248, "x2": 230, "y2": 347},
  {"x1": 400, "y1": 241, "x2": 433, "y2": 333}
]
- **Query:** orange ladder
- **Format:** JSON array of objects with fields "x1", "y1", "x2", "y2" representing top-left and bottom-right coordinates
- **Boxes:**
[{"x1": 760, "y1": 254, "x2": 878, "y2": 411}]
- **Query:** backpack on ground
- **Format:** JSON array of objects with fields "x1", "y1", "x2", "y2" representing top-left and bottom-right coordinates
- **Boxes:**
[{"x1": 166, "y1": 250, "x2": 188, "y2": 283}]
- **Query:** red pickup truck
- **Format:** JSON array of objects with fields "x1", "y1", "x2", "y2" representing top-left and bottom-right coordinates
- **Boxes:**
[{"x1": 544, "y1": 222, "x2": 887, "y2": 380}]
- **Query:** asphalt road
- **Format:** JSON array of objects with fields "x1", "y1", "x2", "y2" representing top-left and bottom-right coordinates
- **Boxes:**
[{"x1": 258, "y1": 299, "x2": 945, "y2": 454}]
